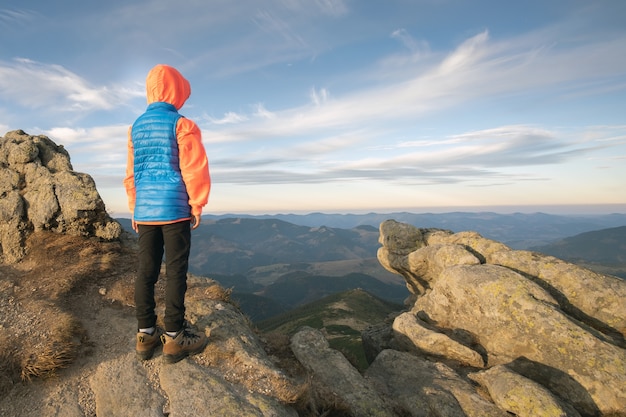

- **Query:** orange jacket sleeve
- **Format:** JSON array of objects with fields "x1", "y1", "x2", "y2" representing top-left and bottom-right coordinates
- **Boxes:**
[
  {"x1": 123, "y1": 126, "x2": 137, "y2": 214},
  {"x1": 176, "y1": 117, "x2": 211, "y2": 216}
]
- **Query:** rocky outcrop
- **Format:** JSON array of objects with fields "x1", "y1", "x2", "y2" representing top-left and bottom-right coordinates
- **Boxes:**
[
  {"x1": 1, "y1": 135, "x2": 625, "y2": 417},
  {"x1": 0, "y1": 130, "x2": 121, "y2": 263},
  {"x1": 375, "y1": 219, "x2": 626, "y2": 417}
]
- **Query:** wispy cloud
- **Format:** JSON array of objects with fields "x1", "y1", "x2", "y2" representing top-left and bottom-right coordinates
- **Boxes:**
[
  {"x1": 0, "y1": 59, "x2": 143, "y2": 112},
  {"x1": 309, "y1": 87, "x2": 330, "y2": 106},
  {"x1": 202, "y1": 21, "x2": 626, "y2": 148},
  {"x1": 27, "y1": 16, "x2": 625, "y2": 191},
  {"x1": 44, "y1": 125, "x2": 129, "y2": 175},
  {"x1": 313, "y1": 0, "x2": 349, "y2": 17},
  {"x1": 275, "y1": 0, "x2": 349, "y2": 18},
  {"x1": 0, "y1": 7, "x2": 38, "y2": 26},
  {"x1": 3, "y1": 1, "x2": 624, "y2": 212},
  {"x1": 205, "y1": 122, "x2": 624, "y2": 187},
  {"x1": 206, "y1": 112, "x2": 248, "y2": 125},
  {"x1": 391, "y1": 28, "x2": 430, "y2": 58},
  {"x1": 253, "y1": 10, "x2": 307, "y2": 48}
]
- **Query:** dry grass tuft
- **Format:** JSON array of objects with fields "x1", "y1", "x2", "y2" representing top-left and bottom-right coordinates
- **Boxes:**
[
  {"x1": 19, "y1": 311, "x2": 83, "y2": 381},
  {"x1": 268, "y1": 374, "x2": 308, "y2": 405},
  {"x1": 202, "y1": 283, "x2": 232, "y2": 302},
  {"x1": 20, "y1": 339, "x2": 77, "y2": 381},
  {"x1": 0, "y1": 233, "x2": 111, "y2": 384}
]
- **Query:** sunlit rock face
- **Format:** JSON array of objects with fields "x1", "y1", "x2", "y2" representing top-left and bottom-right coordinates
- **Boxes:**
[
  {"x1": 377, "y1": 219, "x2": 626, "y2": 416},
  {"x1": 0, "y1": 130, "x2": 121, "y2": 263}
]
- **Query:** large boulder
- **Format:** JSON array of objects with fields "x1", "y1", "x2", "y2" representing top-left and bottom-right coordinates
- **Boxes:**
[
  {"x1": 378, "y1": 219, "x2": 626, "y2": 416},
  {"x1": 414, "y1": 263, "x2": 625, "y2": 415},
  {"x1": 0, "y1": 130, "x2": 122, "y2": 263}
]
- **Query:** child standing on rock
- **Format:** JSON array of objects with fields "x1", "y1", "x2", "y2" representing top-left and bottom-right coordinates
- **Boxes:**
[{"x1": 123, "y1": 64, "x2": 211, "y2": 363}]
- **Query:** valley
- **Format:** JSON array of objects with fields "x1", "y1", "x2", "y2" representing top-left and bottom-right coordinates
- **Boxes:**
[{"x1": 117, "y1": 213, "x2": 626, "y2": 324}]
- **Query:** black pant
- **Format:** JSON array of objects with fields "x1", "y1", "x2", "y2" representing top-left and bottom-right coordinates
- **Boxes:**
[{"x1": 135, "y1": 221, "x2": 191, "y2": 333}]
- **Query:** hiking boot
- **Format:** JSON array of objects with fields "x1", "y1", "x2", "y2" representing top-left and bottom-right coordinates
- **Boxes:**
[
  {"x1": 161, "y1": 321, "x2": 208, "y2": 364},
  {"x1": 136, "y1": 328, "x2": 163, "y2": 361}
]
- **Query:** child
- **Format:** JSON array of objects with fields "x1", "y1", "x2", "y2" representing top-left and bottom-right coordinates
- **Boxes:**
[{"x1": 123, "y1": 64, "x2": 211, "y2": 363}]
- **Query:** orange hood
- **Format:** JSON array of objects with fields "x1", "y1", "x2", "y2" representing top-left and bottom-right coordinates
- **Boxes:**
[{"x1": 145, "y1": 64, "x2": 191, "y2": 110}]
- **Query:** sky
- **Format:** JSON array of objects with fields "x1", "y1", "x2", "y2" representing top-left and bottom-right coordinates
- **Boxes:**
[{"x1": 1, "y1": 0, "x2": 625, "y2": 216}]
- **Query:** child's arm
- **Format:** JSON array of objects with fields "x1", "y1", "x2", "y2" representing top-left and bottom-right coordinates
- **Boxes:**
[
  {"x1": 176, "y1": 118, "x2": 211, "y2": 219},
  {"x1": 122, "y1": 126, "x2": 138, "y2": 230}
]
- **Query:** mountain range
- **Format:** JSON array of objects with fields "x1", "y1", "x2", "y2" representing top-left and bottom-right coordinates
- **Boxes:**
[
  {"x1": 118, "y1": 213, "x2": 626, "y2": 321},
  {"x1": 532, "y1": 225, "x2": 626, "y2": 263},
  {"x1": 201, "y1": 211, "x2": 626, "y2": 248},
  {"x1": 531, "y1": 225, "x2": 626, "y2": 279}
]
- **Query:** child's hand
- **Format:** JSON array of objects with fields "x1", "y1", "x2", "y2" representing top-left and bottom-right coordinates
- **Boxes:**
[{"x1": 191, "y1": 214, "x2": 201, "y2": 230}]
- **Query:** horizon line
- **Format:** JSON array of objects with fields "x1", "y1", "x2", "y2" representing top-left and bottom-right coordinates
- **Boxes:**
[{"x1": 111, "y1": 204, "x2": 626, "y2": 219}]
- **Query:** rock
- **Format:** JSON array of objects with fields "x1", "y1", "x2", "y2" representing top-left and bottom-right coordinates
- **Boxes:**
[
  {"x1": 0, "y1": 190, "x2": 24, "y2": 224},
  {"x1": 31, "y1": 134, "x2": 72, "y2": 172},
  {"x1": 469, "y1": 364, "x2": 582, "y2": 417},
  {"x1": 0, "y1": 166, "x2": 20, "y2": 193},
  {"x1": 186, "y1": 290, "x2": 300, "y2": 402},
  {"x1": 425, "y1": 230, "x2": 510, "y2": 262},
  {"x1": 90, "y1": 353, "x2": 165, "y2": 417},
  {"x1": 23, "y1": 177, "x2": 59, "y2": 231},
  {"x1": 378, "y1": 219, "x2": 435, "y2": 255},
  {"x1": 291, "y1": 326, "x2": 396, "y2": 417},
  {"x1": 378, "y1": 220, "x2": 626, "y2": 416},
  {"x1": 378, "y1": 220, "x2": 455, "y2": 295},
  {"x1": 415, "y1": 263, "x2": 626, "y2": 414},
  {"x1": 392, "y1": 312, "x2": 484, "y2": 368},
  {"x1": 366, "y1": 349, "x2": 508, "y2": 417},
  {"x1": 428, "y1": 229, "x2": 626, "y2": 341},
  {"x1": 5, "y1": 138, "x2": 39, "y2": 165},
  {"x1": 362, "y1": 322, "x2": 394, "y2": 364},
  {"x1": 160, "y1": 360, "x2": 297, "y2": 417},
  {"x1": 490, "y1": 250, "x2": 626, "y2": 340},
  {"x1": 0, "y1": 190, "x2": 27, "y2": 263},
  {"x1": 406, "y1": 243, "x2": 481, "y2": 294},
  {"x1": 41, "y1": 383, "x2": 85, "y2": 417},
  {"x1": 0, "y1": 130, "x2": 121, "y2": 263}
]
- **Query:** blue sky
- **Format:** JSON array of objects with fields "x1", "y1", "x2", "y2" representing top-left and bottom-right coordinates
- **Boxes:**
[{"x1": 1, "y1": 0, "x2": 625, "y2": 216}]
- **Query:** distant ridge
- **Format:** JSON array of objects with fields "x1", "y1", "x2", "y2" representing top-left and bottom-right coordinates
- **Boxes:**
[
  {"x1": 120, "y1": 211, "x2": 626, "y2": 250},
  {"x1": 200, "y1": 211, "x2": 626, "y2": 249},
  {"x1": 531, "y1": 225, "x2": 626, "y2": 265}
]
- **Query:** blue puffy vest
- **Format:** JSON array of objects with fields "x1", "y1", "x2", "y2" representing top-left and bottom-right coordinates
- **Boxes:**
[{"x1": 131, "y1": 102, "x2": 191, "y2": 222}]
